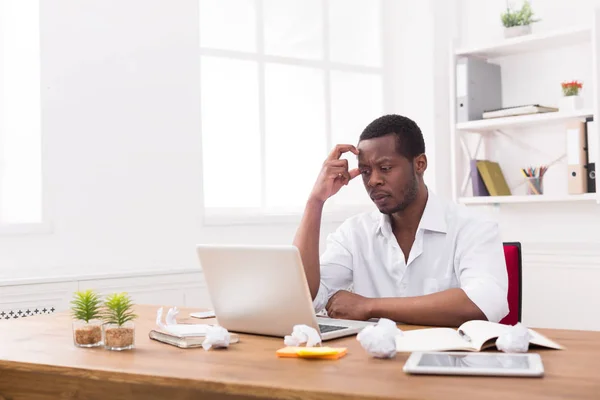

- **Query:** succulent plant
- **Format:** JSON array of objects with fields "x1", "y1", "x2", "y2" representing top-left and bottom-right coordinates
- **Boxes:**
[
  {"x1": 70, "y1": 289, "x2": 102, "y2": 323},
  {"x1": 103, "y1": 292, "x2": 137, "y2": 326}
]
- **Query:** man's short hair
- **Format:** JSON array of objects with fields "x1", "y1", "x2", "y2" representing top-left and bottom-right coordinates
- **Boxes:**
[{"x1": 359, "y1": 114, "x2": 425, "y2": 160}]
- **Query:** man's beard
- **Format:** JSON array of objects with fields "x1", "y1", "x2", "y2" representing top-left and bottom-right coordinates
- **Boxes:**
[{"x1": 382, "y1": 173, "x2": 418, "y2": 215}]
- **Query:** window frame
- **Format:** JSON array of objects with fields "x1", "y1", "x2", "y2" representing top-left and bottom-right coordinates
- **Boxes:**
[
  {"x1": 199, "y1": 0, "x2": 388, "y2": 225},
  {"x1": 0, "y1": 0, "x2": 50, "y2": 236}
]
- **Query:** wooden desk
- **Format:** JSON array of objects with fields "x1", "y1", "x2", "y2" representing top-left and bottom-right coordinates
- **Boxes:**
[{"x1": 0, "y1": 305, "x2": 599, "y2": 400}]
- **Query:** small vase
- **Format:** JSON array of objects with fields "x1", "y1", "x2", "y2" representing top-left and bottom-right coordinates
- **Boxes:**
[
  {"x1": 559, "y1": 95, "x2": 583, "y2": 111},
  {"x1": 103, "y1": 321, "x2": 135, "y2": 351},
  {"x1": 72, "y1": 319, "x2": 103, "y2": 348},
  {"x1": 504, "y1": 25, "x2": 532, "y2": 38}
]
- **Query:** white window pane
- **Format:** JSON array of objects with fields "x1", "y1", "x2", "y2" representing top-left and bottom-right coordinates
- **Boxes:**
[
  {"x1": 329, "y1": 0, "x2": 382, "y2": 67},
  {"x1": 200, "y1": 0, "x2": 256, "y2": 52},
  {"x1": 201, "y1": 56, "x2": 261, "y2": 208},
  {"x1": 265, "y1": 64, "x2": 326, "y2": 209},
  {"x1": 263, "y1": 0, "x2": 323, "y2": 60},
  {"x1": 1, "y1": 0, "x2": 42, "y2": 224},
  {"x1": 330, "y1": 71, "x2": 383, "y2": 205}
]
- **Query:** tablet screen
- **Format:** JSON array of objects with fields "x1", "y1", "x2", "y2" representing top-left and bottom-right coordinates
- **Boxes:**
[{"x1": 417, "y1": 353, "x2": 530, "y2": 369}]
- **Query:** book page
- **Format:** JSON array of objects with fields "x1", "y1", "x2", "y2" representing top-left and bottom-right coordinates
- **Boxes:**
[
  {"x1": 458, "y1": 320, "x2": 511, "y2": 350},
  {"x1": 459, "y1": 320, "x2": 564, "y2": 351},
  {"x1": 528, "y1": 329, "x2": 564, "y2": 350},
  {"x1": 395, "y1": 328, "x2": 475, "y2": 352}
]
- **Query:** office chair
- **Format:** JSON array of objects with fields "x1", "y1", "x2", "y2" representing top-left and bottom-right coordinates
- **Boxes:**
[{"x1": 499, "y1": 242, "x2": 522, "y2": 326}]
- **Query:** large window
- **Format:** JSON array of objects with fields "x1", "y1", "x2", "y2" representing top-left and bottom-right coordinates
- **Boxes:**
[
  {"x1": 0, "y1": 0, "x2": 42, "y2": 226},
  {"x1": 200, "y1": 0, "x2": 385, "y2": 222}
]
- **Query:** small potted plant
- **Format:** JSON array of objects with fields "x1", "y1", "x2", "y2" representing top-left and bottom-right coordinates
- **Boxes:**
[
  {"x1": 501, "y1": 0, "x2": 539, "y2": 38},
  {"x1": 560, "y1": 80, "x2": 583, "y2": 110},
  {"x1": 71, "y1": 289, "x2": 103, "y2": 348},
  {"x1": 102, "y1": 292, "x2": 137, "y2": 351}
]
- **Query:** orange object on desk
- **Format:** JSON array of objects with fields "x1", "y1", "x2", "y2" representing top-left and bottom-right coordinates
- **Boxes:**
[{"x1": 276, "y1": 346, "x2": 347, "y2": 360}]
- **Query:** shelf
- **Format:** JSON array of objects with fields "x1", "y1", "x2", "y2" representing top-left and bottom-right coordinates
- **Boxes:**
[
  {"x1": 459, "y1": 193, "x2": 597, "y2": 205},
  {"x1": 455, "y1": 109, "x2": 594, "y2": 133},
  {"x1": 455, "y1": 26, "x2": 591, "y2": 58}
]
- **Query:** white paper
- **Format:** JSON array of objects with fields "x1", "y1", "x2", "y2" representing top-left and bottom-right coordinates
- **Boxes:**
[
  {"x1": 202, "y1": 325, "x2": 231, "y2": 350},
  {"x1": 496, "y1": 323, "x2": 532, "y2": 353},
  {"x1": 156, "y1": 306, "x2": 232, "y2": 349},
  {"x1": 357, "y1": 318, "x2": 403, "y2": 358},
  {"x1": 284, "y1": 324, "x2": 322, "y2": 347},
  {"x1": 190, "y1": 310, "x2": 216, "y2": 319},
  {"x1": 156, "y1": 306, "x2": 211, "y2": 337}
]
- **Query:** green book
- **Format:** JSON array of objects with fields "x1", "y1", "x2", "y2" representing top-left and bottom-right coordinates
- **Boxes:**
[{"x1": 476, "y1": 160, "x2": 511, "y2": 196}]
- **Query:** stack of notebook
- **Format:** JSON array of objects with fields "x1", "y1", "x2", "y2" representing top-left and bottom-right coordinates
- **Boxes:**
[{"x1": 149, "y1": 329, "x2": 240, "y2": 349}]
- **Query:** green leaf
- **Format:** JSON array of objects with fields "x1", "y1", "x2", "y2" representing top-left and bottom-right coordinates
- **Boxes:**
[
  {"x1": 70, "y1": 289, "x2": 102, "y2": 323},
  {"x1": 102, "y1": 292, "x2": 137, "y2": 326},
  {"x1": 500, "y1": 0, "x2": 540, "y2": 27}
]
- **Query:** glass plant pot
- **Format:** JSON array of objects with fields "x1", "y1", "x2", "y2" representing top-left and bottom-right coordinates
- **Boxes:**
[
  {"x1": 103, "y1": 321, "x2": 135, "y2": 351},
  {"x1": 72, "y1": 319, "x2": 103, "y2": 348}
]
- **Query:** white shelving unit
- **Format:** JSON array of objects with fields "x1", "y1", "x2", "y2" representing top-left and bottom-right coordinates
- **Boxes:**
[
  {"x1": 454, "y1": 25, "x2": 591, "y2": 58},
  {"x1": 459, "y1": 193, "x2": 596, "y2": 205},
  {"x1": 449, "y1": 13, "x2": 600, "y2": 206},
  {"x1": 456, "y1": 108, "x2": 595, "y2": 133}
]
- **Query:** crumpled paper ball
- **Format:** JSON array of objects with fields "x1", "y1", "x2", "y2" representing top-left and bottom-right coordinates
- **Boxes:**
[
  {"x1": 357, "y1": 318, "x2": 403, "y2": 358},
  {"x1": 496, "y1": 323, "x2": 532, "y2": 353},
  {"x1": 284, "y1": 324, "x2": 322, "y2": 347},
  {"x1": 202, "y1": 325, "x2": 231, "y2": 350}
]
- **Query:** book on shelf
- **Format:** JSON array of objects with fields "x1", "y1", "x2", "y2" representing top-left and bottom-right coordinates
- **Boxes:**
[
  {"x1": 395, "y1": 320, "x2": 563, "y2": 353},
  {"x1": 482, "y1": 104, "x2": 558, "y2": 119},
  {"x1": 476, "y1": 160, "x2": 511, "y2": 196},
  {"x1": 470, "y1": 159, "x2": 490, "y2": 196}
]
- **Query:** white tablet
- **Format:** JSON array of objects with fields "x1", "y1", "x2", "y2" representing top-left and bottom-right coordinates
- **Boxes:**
[{"x1": 403, "y1": 352, "x2": 544, "y2": 377}]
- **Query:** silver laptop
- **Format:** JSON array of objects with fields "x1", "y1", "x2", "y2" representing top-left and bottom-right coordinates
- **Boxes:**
[{"x1": 195, "y1": 244, "x2": 375, "y2": 340}]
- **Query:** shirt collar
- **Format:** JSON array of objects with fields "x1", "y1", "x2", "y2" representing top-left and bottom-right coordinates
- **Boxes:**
[{"x1": 376, "y1": 190, "x2": 448, "y2": 235}]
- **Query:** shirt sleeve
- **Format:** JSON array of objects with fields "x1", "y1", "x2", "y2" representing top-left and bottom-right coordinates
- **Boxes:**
[
  {"x1": 456, "y1": 218, "x2": 509, "y2": 323},
  {"x1": 312, "y1": 222, "x2": 354, "y2": 313}
]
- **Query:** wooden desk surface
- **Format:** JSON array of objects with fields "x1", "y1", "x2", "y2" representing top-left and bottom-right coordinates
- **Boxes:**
[{"x1": 1, "y1": 305, "x2": 599, "y2": 400}]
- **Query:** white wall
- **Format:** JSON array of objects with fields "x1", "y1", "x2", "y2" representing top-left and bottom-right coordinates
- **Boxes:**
[
  {"x1": 456, "y1": 0, "x2": 600, "y2": 330},
  {"x1": 1, "y1": 0, "x2": 204, "y2": 279},
  {"x1": 0, "y1": 0, "x2": 376, "y2": 281},
  {"x1": 3, "y1": 0, "x2": 596, "y2": 331}
]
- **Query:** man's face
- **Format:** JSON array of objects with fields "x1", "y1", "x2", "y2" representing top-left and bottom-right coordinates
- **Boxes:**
[{"x1": 357, "y1": 134, "x2": 422, "y2": 214}]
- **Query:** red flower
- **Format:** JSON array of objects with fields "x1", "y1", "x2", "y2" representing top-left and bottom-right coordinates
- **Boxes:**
[{"x1": 562, "y1": 80, "x2": 583, "y2": 88}]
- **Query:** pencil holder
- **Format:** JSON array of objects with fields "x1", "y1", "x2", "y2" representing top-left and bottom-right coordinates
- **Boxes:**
[{"x1": 526, "y1": 176, "x2": 543, "y2": 195}]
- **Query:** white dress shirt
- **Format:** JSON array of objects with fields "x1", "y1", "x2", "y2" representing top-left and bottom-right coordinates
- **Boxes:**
[{"x1": 314, "y1": 191, "x2": 509, "y2": 323}]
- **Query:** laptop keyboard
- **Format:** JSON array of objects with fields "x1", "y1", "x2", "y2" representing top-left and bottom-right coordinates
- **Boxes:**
[{"x1": 318, "y1": 324, "x2": 347, "y2": 333}]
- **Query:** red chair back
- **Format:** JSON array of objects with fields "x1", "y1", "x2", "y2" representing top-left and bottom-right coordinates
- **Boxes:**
[{"x1": 499, "y1": 242, "x2": 522, "y2": 325}]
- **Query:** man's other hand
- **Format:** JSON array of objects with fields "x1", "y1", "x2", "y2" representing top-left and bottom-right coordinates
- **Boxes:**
[{"x1": 325, "y1": 290, "x2": 373, "y2": 321}]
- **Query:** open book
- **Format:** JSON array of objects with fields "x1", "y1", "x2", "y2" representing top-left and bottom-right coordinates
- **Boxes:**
[{"x1": 395, "y1": 321, "x2": 563, "y2": 352}]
